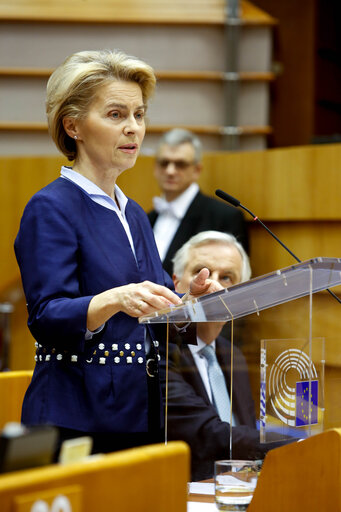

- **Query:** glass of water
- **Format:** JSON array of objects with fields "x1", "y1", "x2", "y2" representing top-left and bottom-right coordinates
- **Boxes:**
[{"x1": 214, "y1": 460, "x2": 261, "y2": 511}]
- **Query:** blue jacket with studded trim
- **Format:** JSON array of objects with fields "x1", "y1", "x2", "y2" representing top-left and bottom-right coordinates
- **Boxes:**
[{"x1": 14, "y1": 176, "x2": 173, "y2": 433}]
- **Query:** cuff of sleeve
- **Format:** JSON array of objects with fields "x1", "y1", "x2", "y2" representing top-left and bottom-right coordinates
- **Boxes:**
[{"x1": 85, "y1": 323, "x2": 105, "y2": 340}]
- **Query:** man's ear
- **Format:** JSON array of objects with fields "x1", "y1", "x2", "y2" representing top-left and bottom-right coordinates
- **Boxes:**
[
  {"x1": 63, "y1": 117, "x2": 79, "y2": 140},
  {"x1": 194, "y1": 162, "x2": 202, "y2": 179},
  {"x1": 172, "y1": 274, "x2": 180, "y2": 292},
  {"x1": 173, "y1": 274, "x2": 187, "y2": 294}
]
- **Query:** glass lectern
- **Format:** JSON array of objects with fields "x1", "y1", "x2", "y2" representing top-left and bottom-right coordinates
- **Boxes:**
[{"x1": 140, "y1": 257, "x2": 341, "y2": 449}]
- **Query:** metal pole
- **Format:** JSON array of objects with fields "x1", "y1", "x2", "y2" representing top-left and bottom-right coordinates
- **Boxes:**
[{"x1": 223, "y1": 0, "x2": 240, "y2": 151}]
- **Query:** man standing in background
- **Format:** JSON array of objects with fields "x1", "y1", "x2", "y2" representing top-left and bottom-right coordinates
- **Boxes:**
[{"x1": 148, "y1": 128, "x2": 249, "y2": 276}]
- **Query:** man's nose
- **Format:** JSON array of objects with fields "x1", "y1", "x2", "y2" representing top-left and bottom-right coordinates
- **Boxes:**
[{"x1": 165, "y1": 162, "x2": 177, "y2": 174}]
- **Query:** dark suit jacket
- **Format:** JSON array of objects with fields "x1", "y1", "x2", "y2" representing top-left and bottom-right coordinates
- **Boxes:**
[
  {"x1": 148, "y1": 191, "x2": 249, "y2": 276},
  {"x1": 165, "y1": 336, "x2": 285, "y2": 481},
  {"x1": 14, "y1": 177, "x2": 174, "y2": 435}
]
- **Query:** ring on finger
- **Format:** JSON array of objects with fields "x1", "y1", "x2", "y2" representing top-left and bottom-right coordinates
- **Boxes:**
[{"x1": 137, "y1": 300, "x2": 144, "y2": 310}]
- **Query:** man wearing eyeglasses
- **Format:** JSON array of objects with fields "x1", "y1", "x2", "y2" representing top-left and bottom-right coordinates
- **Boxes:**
[{"x1": 148, "y1": 128, "x2": 249, "y2": 276}]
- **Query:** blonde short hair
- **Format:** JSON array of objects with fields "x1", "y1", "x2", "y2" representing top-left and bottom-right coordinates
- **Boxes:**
[{"x1": 46, "y1": 49, "x2": 156, "y2": 160}]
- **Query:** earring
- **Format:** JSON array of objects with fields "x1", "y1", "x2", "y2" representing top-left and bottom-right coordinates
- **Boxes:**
[{"x1": 73, "y1": 135, "x2": 78, "y2": 140}]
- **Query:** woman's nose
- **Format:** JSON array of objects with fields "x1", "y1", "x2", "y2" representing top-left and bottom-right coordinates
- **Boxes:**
[{"x1": 123, "y1": 115, "x2": 139, "y2": 134}]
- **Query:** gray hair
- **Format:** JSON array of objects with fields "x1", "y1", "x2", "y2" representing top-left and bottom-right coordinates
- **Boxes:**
[
  {"x1": 172, "y1": 230, "x2": 251, "y2": 283},
  {"x1": 156, "y1": 128, "x2": 202, "y2": 163}
]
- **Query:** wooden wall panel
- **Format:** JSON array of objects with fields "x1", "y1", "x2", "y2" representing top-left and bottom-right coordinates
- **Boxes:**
[
  {"x1": 118, "y1": 143, "x2": 341, "y2": 221},
  {"x1": 248, "y1": 221, "x2": 341, "y2": 276},
  {"x1": 0, "y1": 156, "x2": 63, "y2": 291},
  {"x1": 0, "y1": 370, "x2": 32, "y2": 428},
  {"x1": 1, "y1": 144, "x2": 340, "y2": 425},
  {"x1": 200, "y1": 144, "x2": 341, "y2": 221}
]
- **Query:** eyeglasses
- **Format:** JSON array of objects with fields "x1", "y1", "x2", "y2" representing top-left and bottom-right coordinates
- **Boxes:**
[{"x1": 156, "y1": 158, "x2": 196, "y2": 170}]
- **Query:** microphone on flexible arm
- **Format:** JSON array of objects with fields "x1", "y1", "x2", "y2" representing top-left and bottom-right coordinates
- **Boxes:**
[{"x1": 215, "y1": 188, "x2": 341, "y2": 305}]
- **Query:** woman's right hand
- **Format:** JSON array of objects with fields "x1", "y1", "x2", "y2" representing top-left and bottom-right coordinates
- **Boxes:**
[
  {"x1": 87, "y1": 281, "x2": 182, "y2": 332},
  {"x1": 114, "y1": 281, "x2": 182, "y2": 317}
]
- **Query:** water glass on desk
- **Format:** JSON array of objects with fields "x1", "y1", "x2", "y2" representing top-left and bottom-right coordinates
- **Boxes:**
[{"x1": 214, "y1": 460, "x2": 261, "y2": 511}]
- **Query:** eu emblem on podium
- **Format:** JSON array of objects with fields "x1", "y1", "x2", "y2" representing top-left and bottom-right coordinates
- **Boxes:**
[{"x1": 295, "y1": 380, "x2": 318, "y2": 427}]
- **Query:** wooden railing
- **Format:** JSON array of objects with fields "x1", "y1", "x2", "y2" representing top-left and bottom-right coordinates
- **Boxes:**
[
  {"x1": 0, "y1": 0, "x2": 276, "y2": 25},
  {"x1": 0, "y1": 1, "x2": 277, "y2": 151},
  {"x1": 0, "y1": 121, "x2": 273, "y2": 137},
  {"x1": 0, "y1": 68, "x2": 275, "y2": 139},
  {"x1": 0, "y1": 68, "x2": 276, "y2": 81}
]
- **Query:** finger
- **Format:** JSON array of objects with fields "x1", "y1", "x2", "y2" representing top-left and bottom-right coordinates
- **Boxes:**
[
  {"x1": 138, "y1": 292, "x2": 177, "y2": 312},
  {"x1": 141, "y1": 281, "x2": 182, "y2": 305},
  {"x1": 193, "y1": 268, "x2": 210, "y2": 286},
  {"x1": 118, "y1": 282, "x2": 181, "y2": 318},
  {"x1": 135, "y1": 299, "x2": 145, "y2": 313},
  {"x1": 189, "y1": 268, "x2": 210, "y2": 295}
]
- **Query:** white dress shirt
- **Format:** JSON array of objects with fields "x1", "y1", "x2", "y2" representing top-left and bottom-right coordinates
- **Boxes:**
[
  {"x1": 189, "y1": 337, "x2": 216, "y2": 402},
  {"x1": 61, "y1": 166, "x2": 137, "y2": 260},
  {"x1": 60, "y1": 166, "x2": 140, "y2": 341},
  {"x1": 152, "y1": 183, "x2": 199, "y2": 261}
]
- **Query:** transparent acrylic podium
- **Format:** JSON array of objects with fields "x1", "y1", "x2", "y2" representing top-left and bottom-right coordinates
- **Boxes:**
[
  {"x1": 140, "y1": 257, "x2": 341, "y2": 445},
  {"x1": 260, "y1": 336, "x2": 325, "y2": 443}
]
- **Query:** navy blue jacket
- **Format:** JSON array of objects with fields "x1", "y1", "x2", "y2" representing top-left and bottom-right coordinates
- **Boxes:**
[{"x1": 15, "y1": 177, "x2": 173, "y2": 433}]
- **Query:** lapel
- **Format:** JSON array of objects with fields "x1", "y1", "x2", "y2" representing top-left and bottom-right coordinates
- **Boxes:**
[
  {"x1": 148, "y1": 210, "x2": 158, "y2": 227},
  {"x1": 164, "y1": 191, "x2": 204, "y2": 264},
  {"x1": 216, "y1": 337, "x2": 233, "y2": 391},
  {"x1": 180, "y1": 344, "x2": 212, "y2": 406},
  {"x1": 75, "y1": 190, "x2": 142, "y2": 285},
  {"x1": 125, "y1": 200, "x2": 164, "y2": 284}
]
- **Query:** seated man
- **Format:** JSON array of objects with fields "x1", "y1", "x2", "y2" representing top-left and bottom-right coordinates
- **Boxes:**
[{"x1": 166, "y1": 231, "x2": 285, "y2": 481}]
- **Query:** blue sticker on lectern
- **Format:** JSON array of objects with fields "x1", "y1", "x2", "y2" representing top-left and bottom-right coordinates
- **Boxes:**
[{"x1": 295, "y1": 380, "x2": 318, "y2": 427}]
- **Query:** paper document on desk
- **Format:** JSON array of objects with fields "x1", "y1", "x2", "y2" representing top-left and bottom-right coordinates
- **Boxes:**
[{"x1": 188, "y1": 482, "x2": 215, "y2": 495}]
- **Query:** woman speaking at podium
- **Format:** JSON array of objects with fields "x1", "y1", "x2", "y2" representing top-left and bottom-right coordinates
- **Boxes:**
[{"x1": 14, "y1": 49, "x2": 220, "y2": 454}]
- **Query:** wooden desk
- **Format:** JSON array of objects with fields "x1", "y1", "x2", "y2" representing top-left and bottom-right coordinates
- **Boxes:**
[
  {"x1": 188, "y1": 493, "x2": 214, "y2": 504},
  {"x1": 188, "y1": 481, "x2": 215, "y2": 506},
  {"x1": 188, "y1": 430, "x2": 341, "y2": 511},
  {"x1": 0, "y1": 442, "x2": 190, "y2": 512}
]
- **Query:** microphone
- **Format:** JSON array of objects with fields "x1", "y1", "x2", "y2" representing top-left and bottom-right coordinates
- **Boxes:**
[{"x1": 215, "y1": 188, "x2": 341, "y2": 304}]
